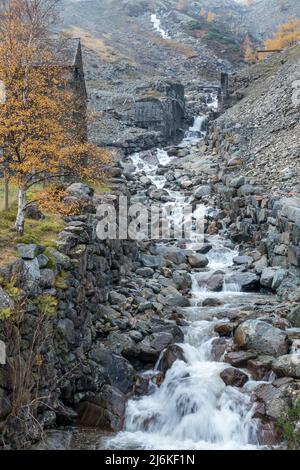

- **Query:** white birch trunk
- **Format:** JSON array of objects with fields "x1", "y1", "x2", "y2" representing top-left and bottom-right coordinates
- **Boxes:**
[{"x1": 14, "y1": 188, "x2": 26, "y2": 235}]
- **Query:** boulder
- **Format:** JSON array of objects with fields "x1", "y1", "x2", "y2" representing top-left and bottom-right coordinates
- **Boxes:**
[
  {"x1": 135, "y1": 267, "x2": 154, "y2": 277},
  {"x1": 225, "y1": 351, "x2": 257, "y2": 367},
  {"x1": 254, "y1": 383, "x2": 292, "y2": 420},
  {"x1": 109, "y1": 291, "x2": 127, "y2": 306},
  {"x1": 288, "y1": 304, "x2": 300, "y2": 327},
  {"x1": 202, "y1": 298, "x2": 223, "y2": 307},
  {"x1": 78, "y1": 385, "x2": 126, "y2": 431},
  {"x1": 153, "y1": 246, "x2": 187, "y2": 265},
  {"x1": 40, "y1": 269, "x2": 55, "y2": 288},
  {"x1": 211, "y1": 337, "x2": 227, "y2": 361},
  {"x1": 214, "y1": 322, "x2": 234, "y2": 337},
  {"x1": 140, "y1": 255, "x2": 165, "y2": 269},
  {"x1": 157, "y1": 344, "x2": 186, "y2": 374},
  {"x1": 260, "y1": 268, "x2": 277, "y2": 288},
  {"x1": 65, "y1": 183, "x2": 94, "y2": 198},
  {"x1": 206, "y1": 273, "x2": 224, "y2": 292},
  {"x1": 57, "y1": 319, "x2": 76, "y2": 345},
  {"x1": 45, "y1": 248, "x2": 72, "y2": 269},
  {"x1": 188, "y1": 254, "x2": 209, "y2": 269},
  {"x1": 138, "y1": 331, "x2": 177, "y2": 363},
  {"x1": 226, "y1": 272, "x2": 260, "y2": 292},
  {"x1": 272, "y1": 354, "x2": 300, "y2": 379},
  {"x1": 17, "y1": 243, "x2": 43, "y2": 260},
  {"x1": 90, "y1": 347, "x2": 136, "y2": 394},
  {"x1": 31, "y1": 430, "x2": 73, "y2": 450},
  {"x1": 220, "y1": 367, "x2": 248, "y2": 387},
  {"x1": 172, "y1": 271, "x2": 192, "y2": 291},
  {"x1": 233, "y1": 256, "x2": 252, "y2": 266},
  {"x1": 234, "y1": 320, "x2": 289, "y2": 357},
  {"x1": 272, "y1": 269, "x2": 288, "y2": 290}
]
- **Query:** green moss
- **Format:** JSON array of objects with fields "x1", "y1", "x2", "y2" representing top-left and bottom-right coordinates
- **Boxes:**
[
  {"x1": 54, "y1": 270, "x2": 69, "y2": 290},
  {"x1": 0, "y1": 307, "x2": 12, "y2": 320},
  {"x1": 34, "y1": 294, "x2": 58, "y2": 316},
  {"x1": 277, "y1": 400, "x2": 300, "y2": 449}
]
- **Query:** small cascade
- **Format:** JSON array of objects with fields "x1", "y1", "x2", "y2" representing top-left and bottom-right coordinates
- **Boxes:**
[
  {"x1": 150, "y1": 14, "x2": 170, "y2": 39},
  {"x1": 182, "y1": 115, "x2": 208, "y2": 145},
  {"x1": 106, "y1": 239, "x2": 262, "y2": 450}
]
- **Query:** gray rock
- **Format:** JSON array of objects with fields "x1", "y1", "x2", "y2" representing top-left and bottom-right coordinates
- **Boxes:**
[
  {"x1": 66, "y1": 182, "x2": 94, "y2": 197},
  {"x1": 109, "y1": 291, "x2": 127, "y2": 306},
  {"x1": 288, "y1": 305, "x2": 300, "y2": 327},
  {"x1": 254, "y1": 383, "x2": 291, "y2": 420},
  {"x1": 140, "y1": 255, "x2": 166, "y2": 269},
  {"x1": 254, "y1": 255, "x2": 268, "y2": 275},
  {"x1": 0, "y1": 286, "x2": 11, "y2": 310},
  {"x1": 45, "y1": 248, "x2": 72, "y2": 269},
  {"x1": 157, "y1": 344, "x2": 186, "y2": 374},
  {"x1": 272, "y1": 354, "x2": 300, "y2": 379},
  {"x1": 0, "y1": 388, "x2": 11, "y2": 419},
  {"x1": 272, "y1": 269, "x2": 288, "y2": 290},
  {"x1": 226, "y1": 272, "x2": 260, "y2": 291},
  {"x1": 188, "y1": 254, "x2": 209, "y2": 268},
  {"x1": 106, "y1": 331, "x2": 140, "y2": 358},
  {"x1": 23, "y1": 258, "x2": 41, "y2": 284},
  {"x1": 40, "y1": 269, "x2": 55, "y2": 288},
  {"x1": 233, "y1": 256, "x2": 252, "y2": 266},
  {"x1": 37, "y1": 254, "x2": 49, "y2": 268},
  {"x1": 234, "y1": 320, "x2": 289, "y2": 357},
  {"x1": 57, "y1": 319, "x2": 76, "y2": 344},
  {"x1": 78, "y1": 385, "x2": 126, "y2": 431},
  {"x1": 172, "y1": 271, "x2": 192, "y2": 291},
  {"x1": 220, "y1": 367, "x2": 248, "y2": 387},
  {"x1": 17, "y1": 243, "x2": 42, "y2": 260},
  {"x1": 138, "y1": 332, "x2": 177, "y2": 363},
  {"x1": 260, "y1": 268, "x2": 277, "y2": 288},
  {"x1": 129, "y1": 330, "x2": 144, "y2": 342},
  {"x1": 153, "y1": 246, "x2": 187, "y2": 265},
  {"x1": 229, "y1": 176, "x2": 245, "y2": 189},
  {"x1": 194, "y1": 185, "x2": 211, "y2": 199},
  {"x1": 202, "y1": 297, "x2": 223, "y2": 307},
  {"x1": 135, "y1": 267, "x2": 154, "y2": 277},
  {"x1": 206, "y1": 273, "x2": 224, "y2": 292},
  {"x1": 90, "y1": 347, "x2": 135, "y2": 394},
  {"x1": 225, "y1": 351, "x2": 257, "y2": 367}
]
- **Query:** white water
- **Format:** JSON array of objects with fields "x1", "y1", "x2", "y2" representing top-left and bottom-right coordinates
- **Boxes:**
[
  {"x1": 150, "y1": 14, "x2": 170, "y2": 39},
  {"x1": 182, "y1": 115, "x2": 208, "y2": 146},
  {"x1": 106, "y1": 111, "x2": 264, "y2": 450},
  {"x1": 107, "y1": 241, "x2": 260, "y2": 450}
]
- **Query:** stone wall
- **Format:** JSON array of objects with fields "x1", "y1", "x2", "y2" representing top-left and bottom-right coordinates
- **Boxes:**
[
  {"x1": 0, "y1": 184, "x2": 139, "y2": 449},
  {"x1": 207, "y1": 122, "x2": 300, "y2": 302},
  {"x1": 127, "y1": 81, "x2": 185, "y2": 142}
]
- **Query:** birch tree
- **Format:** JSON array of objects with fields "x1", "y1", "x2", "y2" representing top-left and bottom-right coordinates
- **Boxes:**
[{"x1": 0, "y1": 0, "x2": 109, "y2": 234}]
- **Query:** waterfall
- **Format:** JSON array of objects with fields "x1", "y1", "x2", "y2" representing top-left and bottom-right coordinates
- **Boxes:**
[
  {"x1": 106, "y1": 240, "x2": 262, "y2": 450},
  {"x1": 150, "y1": 14, "x2": 170, "y2": 39},
  {"x1": 182, "y1": 115, "x2": 208, "y2": 145}
]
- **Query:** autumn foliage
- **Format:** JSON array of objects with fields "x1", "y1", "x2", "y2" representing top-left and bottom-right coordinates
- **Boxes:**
[
  {"x1": 243, "y1": 35, "x2": 256, "y2": 63},
  {"x1": 0, "y1": 0, "x2": 110, "y2": 234},
  {"x1": 264, "y1": 17, "x2": 300, "y2": 50}
]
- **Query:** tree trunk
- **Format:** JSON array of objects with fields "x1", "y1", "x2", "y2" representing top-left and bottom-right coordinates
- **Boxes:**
[
  {"x1": 4, "y1": 178, "x2": 9, "y2": 211},
  {"x1": 14, "y1": 188, "x2": 26, "y2": 235}
]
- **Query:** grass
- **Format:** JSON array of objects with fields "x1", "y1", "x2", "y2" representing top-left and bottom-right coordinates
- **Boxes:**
[
  {"x1": 0, "y1": 178, "x2": 110, "y2": 267},
  {"x1": 0, "y1": 180, "x2": 65, "y2": 267}
]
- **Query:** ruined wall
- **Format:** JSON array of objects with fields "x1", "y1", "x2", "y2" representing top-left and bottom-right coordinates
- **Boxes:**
[{"x1": 0, "y1": 184, "x2": 139, "y2": 448}]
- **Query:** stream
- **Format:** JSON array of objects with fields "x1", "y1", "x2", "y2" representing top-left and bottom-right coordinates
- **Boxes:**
[{"x1": 102, "y1": 115, "x2": 273, "y2": 450}]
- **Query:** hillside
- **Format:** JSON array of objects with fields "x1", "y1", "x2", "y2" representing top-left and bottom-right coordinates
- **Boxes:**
[{"x1": 216, "y1": 45, "x2": 300, "y2": 195}]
